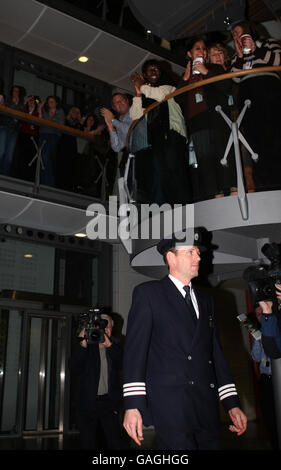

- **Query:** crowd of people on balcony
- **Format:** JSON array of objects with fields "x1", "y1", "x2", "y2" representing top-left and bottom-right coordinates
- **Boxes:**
[
  {"x1": 0, "y1": 87, "x2": 118, "y2": 197},
  {"x1": 0, "y1": 20, "x2": 280, "y2": 203},
  {"x1": 128, "y1": 20, "x2": 281, "y2": 204}
]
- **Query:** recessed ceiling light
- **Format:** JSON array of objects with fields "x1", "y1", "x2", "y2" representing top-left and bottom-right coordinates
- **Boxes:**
[
  {"x1": 78, "y1": 56, "x2": 89, "y2": 63},
  {"x1": 24, "y1": 254, "x2": 33, "y2": 258},
  {"x1": 74, "y1": 233, "x2": 87, "y2": 238}
]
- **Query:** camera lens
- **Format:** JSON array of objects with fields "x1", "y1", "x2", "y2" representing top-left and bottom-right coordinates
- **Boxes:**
[
  {"x1": 90, "y1": 330, "x2": 100, "y2": 340},
  {"x1": 263, "y1": 285, "x2": 274, "y2": 297}
]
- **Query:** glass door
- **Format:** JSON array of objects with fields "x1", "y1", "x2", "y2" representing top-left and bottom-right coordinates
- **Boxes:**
[
  {"x1": 23, "y1": 313, "x2": 67, "y2": 434},
  {"x1": 0, "y1": 309, "x2": 23, "y2": 434},
  {"x1": 0, "y1": 308, "x2": 68, "y2": 436}
]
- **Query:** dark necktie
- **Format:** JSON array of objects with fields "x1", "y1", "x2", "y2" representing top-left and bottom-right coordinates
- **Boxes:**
[{"x1": 183, "y1": 285, "x2": 198, "y2": 322}]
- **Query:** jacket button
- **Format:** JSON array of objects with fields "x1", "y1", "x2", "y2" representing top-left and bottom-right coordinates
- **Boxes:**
[
  {"x1": 187, "y1": 355, "x2": 192, "y2": 361},
  {"x1": 189, "y1": 380, "x2": 194, "y2": 385},
  {"x1": 210, "y1": 383, "x2": 215, "y2": 388},
  {"x1": 209, "y1": 360, "x2": 212, "y2": 364}
]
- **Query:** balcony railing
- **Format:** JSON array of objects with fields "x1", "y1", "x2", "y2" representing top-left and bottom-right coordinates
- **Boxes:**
[
  {"x1": 123, "y1": 66, "x2": 281, "y2": 219},
  {"x1": 0, "y1": 104, "x2": 115, "y2": 202},
  {"x1": 1, "y1": 66, "x2": 281, "y2": 216}
]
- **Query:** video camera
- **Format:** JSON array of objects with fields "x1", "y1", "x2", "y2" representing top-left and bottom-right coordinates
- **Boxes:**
[
  {"x1": 243, "y1": 242, "x2": 281, "y2": 304},
  {"x1": 77, "y1": 307, "x2": 108, "y2": 344}
]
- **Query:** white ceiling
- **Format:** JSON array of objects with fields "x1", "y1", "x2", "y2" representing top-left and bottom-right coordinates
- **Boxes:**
[{"x1": 0, "y1": 0, "x2": 185, "y2": 93}]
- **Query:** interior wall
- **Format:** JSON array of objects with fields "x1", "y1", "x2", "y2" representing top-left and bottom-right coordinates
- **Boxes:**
[{"x1": 112, "y1": 244, "x2": 156, "y2": 334}]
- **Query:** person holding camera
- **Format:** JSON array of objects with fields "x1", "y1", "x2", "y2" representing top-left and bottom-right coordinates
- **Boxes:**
[
  {"x1": 250, "y1": 304, "x2": 279, "y2": 449},
  {"x1": 69, "y1": 314, "x2": 125, "y2": 450},
  {"x1": 259, "y1": 283, "x2": 281, "y2": 359},
  {"x1": 123, "y1": 228, "x2": 247, "y2": 450}
]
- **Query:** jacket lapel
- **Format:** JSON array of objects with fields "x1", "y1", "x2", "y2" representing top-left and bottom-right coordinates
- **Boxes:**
[
  {"x1": 160, "y1": 276, "x2": 198, "y2": 345},
  {"x1": 189, "y1": 287, "x2": 209, "y2": 349}
]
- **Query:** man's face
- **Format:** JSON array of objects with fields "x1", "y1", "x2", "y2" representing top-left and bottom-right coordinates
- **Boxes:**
[
  {"x1": 112, "y1": 94, "x2": 129, "y2": 116},
  {"x1": 143, "y1": 64, "x2": 161, "y2": 85},
  {"x1": 168, "y1": 245, "x2": 201, "y2": 281}
]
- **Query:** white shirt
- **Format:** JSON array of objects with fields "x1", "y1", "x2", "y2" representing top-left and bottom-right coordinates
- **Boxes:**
[{"x1": 168, "y1": 274, "x2": 200, "y2": 319}]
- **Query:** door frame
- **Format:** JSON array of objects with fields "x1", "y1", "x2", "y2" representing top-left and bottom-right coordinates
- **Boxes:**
[{"x1": 21, "y1": 310, "x2": 68, "y2": 436}]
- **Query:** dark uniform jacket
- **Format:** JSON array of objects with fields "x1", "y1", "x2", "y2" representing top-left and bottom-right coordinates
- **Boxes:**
[
  {"x1": 176, "y1": 63, "x2": 233, "y2": 134},
  {"x1": 69, "y1": 340, "x2": 123, "y2": 412},
  {"x1": 123, "y1": 276, "x2": 240, "y2": 434}
]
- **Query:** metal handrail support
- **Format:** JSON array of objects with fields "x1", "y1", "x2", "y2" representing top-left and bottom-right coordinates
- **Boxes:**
[
  {"x1": 29, "y1": 137, "x2": 46, "y2": 195},
  {"x1": 94, "y1": 154, "x2": 109, "y2": 203},
  {"x1": 216, "y1": 100, "x2": 259, "y2": 220},
  {"x1": 123, "y1": 153, "x2": 136, "y2": 203}
]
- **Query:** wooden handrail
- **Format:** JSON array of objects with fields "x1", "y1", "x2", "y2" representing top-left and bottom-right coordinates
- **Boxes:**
[
  {"x1": 126, "y1": 66, "x2": 281, "y2": 146},
  {"x1": 0, "y1": 104, "x2": 95, "y2": 141}
]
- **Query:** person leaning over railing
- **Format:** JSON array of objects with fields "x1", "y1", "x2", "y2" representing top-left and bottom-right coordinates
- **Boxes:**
[
  {"x1": 75, "y1": 113, "x2": 109, "y2": 196},
  {"x1": 38, "y1": 95, "x2": 65, "y2": 187},
  {"x1": 231, "y1": 20, "x2": 281, "y2": 192},
  {"x1": 129, "y1": 58, "x2": 191, "y2": 205},
  {"x1": 0, "y1": 85, "x2": 25, "y2": 177},
  {"x1": 101, "y1": 93, "x2": 132, "y2": 179},
  {"x1": 206, "y1": 42, "x2": 238, "y2": 197},
  {"x1": 176, "y1": 37, "x2": 236, "y2": 202},
  {"x1": 15, "y1": 95, "x2": 40, "y2": 182},
  {"x1": 56, "y1": 106, "x2": 83, "y2": 191},
  {"x1": 207, "y1": 42, "x2": 255, "y2": 194}
]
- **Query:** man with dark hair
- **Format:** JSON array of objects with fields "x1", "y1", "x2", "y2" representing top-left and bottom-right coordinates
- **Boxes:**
[{"x1": 123, "y1": 228, "x2": 247, "y2": 450}]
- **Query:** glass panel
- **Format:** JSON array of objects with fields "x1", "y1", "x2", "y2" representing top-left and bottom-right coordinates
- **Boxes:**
[
  {"x1": 0, "y1": 309, "x2": 22, "y2": 433},
  {"x1": 13, "y1": 69, "x2": 55, "y2": 102},
  {"x1": 68, "y1": 315, "x2": 80, "y2": 431},
  {"x1": 66, "y1": 88, "x2": 74, "y2": 106},
  {"x1": 92, "y1": 257, "x2": 98, "y2": 306},
  {"x1": 44, "y1": 318, "x2": 63, "y2": 430},
  {"x1": 24, "y1": 315, "x2": 65, "y2": 432},
  {"x1": 56, "y1": 85, "x2": 63, "y2": 100},
  {"x1": 0, "y1": 239, "x2": 55, "y2": 295},
  {"x1": 24, "y1": 317, "x2": 41, "y2": 431}
]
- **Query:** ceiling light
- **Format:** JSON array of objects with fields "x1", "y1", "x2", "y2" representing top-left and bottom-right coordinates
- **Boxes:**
[
  {"x1": 24, "y1": 254, "x2": 33, "y2": 258},
  {"x1": 78, "y1": 56, "x2": 89, "y2": 63},
  {"x1": 74, "y1": 233, "x2": 87, "y2": 238}
]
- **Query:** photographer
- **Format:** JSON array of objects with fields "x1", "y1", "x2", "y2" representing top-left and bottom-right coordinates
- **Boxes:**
[
  {"x1": 259, "y1": 283, "x2": 281, "y2": 359},
  {"x1": 69, "y1": 313, "x2": 125, "y2": 450},
  {"x1": 250, "y1": 305, "x2": 279, "y2": 449}
]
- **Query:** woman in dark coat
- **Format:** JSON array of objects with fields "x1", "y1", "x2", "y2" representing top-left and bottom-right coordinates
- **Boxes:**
[{"x1": 177, "y1": 37, "x2": 236, "y2": 201}]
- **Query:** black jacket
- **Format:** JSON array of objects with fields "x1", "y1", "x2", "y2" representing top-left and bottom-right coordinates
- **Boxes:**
[
  {"x1": 69, "y1": 339, "x2": 123, "y2": 412},
  {"x1": 176, "y1": 63, "x2": 233, "y2": 133},
  {"x1": 123, "y1": 276, "x2": 240, "y2": 432}
]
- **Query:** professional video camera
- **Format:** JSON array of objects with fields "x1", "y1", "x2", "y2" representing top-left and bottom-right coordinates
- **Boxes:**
[
  {"x1": 77, "y1": 307, "x2": 108, "y2": 344},
  {"x1": 243, "y1": 242, "x2": 281, "y2": 304}
]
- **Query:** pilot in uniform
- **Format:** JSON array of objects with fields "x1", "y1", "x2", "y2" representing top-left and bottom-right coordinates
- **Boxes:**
[{"x1": 122, "y1": 228, "x2": 247, "y2": 449}]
